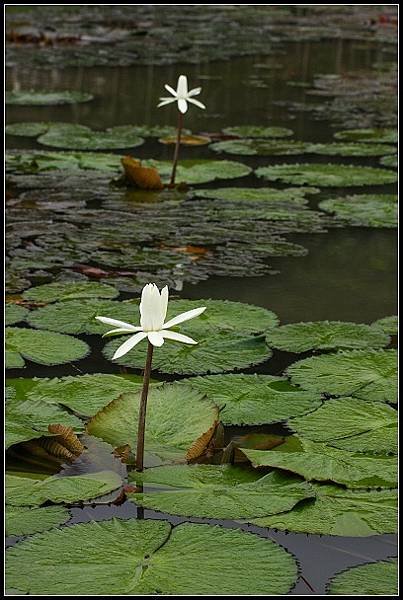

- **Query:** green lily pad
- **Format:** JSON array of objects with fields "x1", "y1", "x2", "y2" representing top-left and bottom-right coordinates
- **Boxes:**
[
  {"x1": 180, "y1": 374, "x2": 322, "y2": 425},
  {"x1": 306, "y1": 142, "x2": 396, "y2": 157},
  {"x1": 87, "y1": 384, "x2": 218, "y2": 465},
  {"x1": 327, "y1": 558, "x2": 398, "y2": 595},
  {"x1": 266, "y1": 321, "x2": 390, "y2": 353},
  {"x1": 251, "y1": 485, "x2": 397, "y2": 536},
  {"x1": 143, "y1": 159, "x2": 252, "y2": 184},
  {"x1": 334, "y1": 128, "x2": 397, "y2": 143},
  {"x1": 243, "y1": 436, "x2": 397, "y2": 488},
  {"x1": 129, "y1": 466, "x2": 314, "y2": 519},
  {"x1": 371, "y1": 315, "x2": 398, "y2": 335},
  {"x1": 6, "y1": 327, "x2": 90, "y2": 369},
  {"x1": 23, "y1": 281, "x2": 119, "y2": 303},
  {"x1": 6, "y1": 470, "x2": 122, "y2": 507},
  {"x1": 255, "y1": 163, "x2": 397, "y2": 186},
  {"x1": 222, "y1": 126, "x2": 293, "y2": 138},
  {"x1": 211, "y1": 139, "x2": 309, "y2": 156},
  {"x1": 38, "y1": 124, "x2": 144, "y2": 150},
  {"x1": 104, "y1": 331, "x2": 272, "y2": 375},
  {"x1": 6, "y1": 506, "x2": 70, "y2": 537},
  {"x1": 5, "y1": 304, "x2": 29, "y2": 326},
  {"x1": 5, "y1": 519, "x2": 298, "y2": 595},
  {"x1": 287, "y1": 349, "x2": 397, "y2": 403},
  {"x1": 17, "y1": 373, "x2": 146, "y2": 418},
  {"x1": 6, "y1": 150, "x2": 123, "y2": 173},
  {"x1": 6, "y1": 389, "x2": 84, "y2": 449},
  {"x1": 6, "y1": 122, "x2": 59, "y2": 137},
  {"x1": 189, "y1": 186, "x2": 319, "y2": 204},
  {"x1": 380, "y1": 154, "x2": 397, "y2": 168},
  {"x1": 5, "y1": 90, "x2": 94, "y2": 105},
  {"x1": 319, "y1": 194, "x2": 397, "y2": 228},
  {"x1": 287, "y1": 398, "x2": 397, "y2": 455}
]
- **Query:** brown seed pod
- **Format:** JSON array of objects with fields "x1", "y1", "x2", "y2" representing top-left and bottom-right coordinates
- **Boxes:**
[
  {"x1": 47, "y1": 424, "x2": 85, "y2": 456},
  {"x1": 38, "y1": 438, "x2": 76, "y2": 462}
]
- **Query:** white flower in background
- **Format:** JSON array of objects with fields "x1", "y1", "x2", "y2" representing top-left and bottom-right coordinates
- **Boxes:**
[
  {"x1": 96, "y1": 283, "x2": 206, "y2": 359},
  {"x1": 157, "y1": 74, "x2": 206, "y2": 114}
]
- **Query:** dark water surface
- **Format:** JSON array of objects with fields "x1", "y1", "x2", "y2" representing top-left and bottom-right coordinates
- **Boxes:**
[{"x1": 6, "y1": 37, "x2": 397, "y2": 595}]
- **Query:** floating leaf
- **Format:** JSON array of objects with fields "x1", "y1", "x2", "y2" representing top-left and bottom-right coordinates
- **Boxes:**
[
  {"x1": 129, "y1": 466, "x2": 314, "y2": 519},
  {"x1": 287, "y1": 349, "x2": 397, "y2": 403},
  {"x1": 159, "y1": 134, "x2": 211, "y2": 146},
  {"x1": 266, "y1": 321, "x2": 390, "y2": 353},
  {"x1": 6, "y1": 122, "x2": 57, "y2": 137},
  {"x1": 104, "y1": 331, "x2": 272, "y2": 375},
  {"x1": 6, "y1": 327, "x2": 90, "y2": 369},
  {"x1": 122, "y1": 156, "x2": 164, "y2": 190},
  {"x1": 87, "y1": 384, "x2": 218, "y2": 465},
  {"x1": 142, "y1": 159, "x2": 252, "y2": 184},
  {"x1": 38, "y1": 124, "x2": 144, "y2": 150},
  {"x1": 255, "y1": 163, "x2": 397, "y2": 186},
  {"x1": 319, "y1": 194, "x2": 397, "y2": 228},
  {"x1": 5, "y1": 519, "x2": 298, "y2": 595},
  {"x1": 306, "y1": 142, "x2": 396, "y2": 157},
  {"x1": 5, "y1": 90, "x2": 94, "y2": 105},
  {"x1": 380, "y1": 154, "x2": 397, "y2": 168},
  {"x1": 327, "y1": 558, "x2": 398, "y2": 595},
  {"x1": 287, "y1": 398, "x2": 397, "y2": 455},
  {"x1": 211, "y1": 139, "x2": 309, "y2": 156},
  {"x1": 6, "y1": 150, "x2": 122, "y2": 173},
  {"x1": 180, "y1": 374, "x2": 322, "y2": 425},
  {"x1": 5, "y1": 304, "x2": 29, "y2": 326},
  {"x1": 243, "y1": 436, "x2": 397, "y2": 488},
  {"x1": 223, "y1": 126, "x2": 293, "y2": 138},
  {"x1": 251, "y1": 485, "x2": 397, "y2": 536},
  {"x1": 189, "y1": 186, "x2": 319, "y2": 204},
  {"x1": 22, "y1": 281, "x2": 119, "y2": 303},
  {"x1": 371, "y1": 315, "x2": 398, "y2": 335},
  {"x1": 6, "y1": 506, "x2": 70, "y2": 537},
  {"x1": 334, "y1": 128, "x2": 397, "y2": 143},
  {"x1": 6, "y1": 470, "x2": 122, "y2": 507}
]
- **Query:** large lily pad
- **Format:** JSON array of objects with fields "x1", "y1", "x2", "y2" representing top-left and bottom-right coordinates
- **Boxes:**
[
  {"x1": 6, "y1": 327, "x2": 90, "y2": 369},
  {"x1": 327, "y1": 558, "x2": 398, "y2": 595},
  {"x1": 379, "y1": 154, "x2": 397, "y2": 168},
  {"x1": 87, "y1": 384, "x2": 218, "y2": 465},
  {"x1": 22, "y1": 281, "x2": 119, "y2": 303},
  {"x1": 104, "y1": 331, "x2": 271, "y2": 375},
  {"x1": 18, "y1": 373, "x2": 146, "y2": 418},
  {"x1": 243, "y1": 436, "x2": 397, "y2": 488},
  {"x1": 6, "y1": 150, "x2": 123, "y2": 173},
  {"x1": 6, "y1": 506, "x2": 70, "y2": 537},
  {"x1": 371, "y1": 315, "x2": 398, "y2": 335},
  {"x1": 266, "y1": 321, "x2": 390, "y2": 353},
  {"x1": 211, "y1": 139, "x2": 308, "y2": 156},
  {"x1": 306, "y1": 142, "x2": 396, "y2": 157},
  {"x1": 143, "y1": 159, "x2": 252, "y2": 184},
  {"x1": 129, "y1": 466, "x2": 314, "y2": 519},
  {"x1": 38, "y1": 124, "x2": 144, "y2": 150},
  {"x1": 334, "y1": 128, "x2": 397, "y2": 143},
  {"x1": 5, "y1": 304, "x2": 29, "y2": 326},
  {"x1": 5, "y1": 519, "x2": 298, "y2": 595},
  {"x1": 255, "y1": 163, "x2": 397, "y2": 186},
  {"x1": 287, "y1": 398, "x2": 397, "y2": 455},
  {"x1": 180, "y1": 374, "x2": 322, "y2": 425},
  {"x1": 287, "y1": 349, "x2": 397, "y2": 403},
  {"x1": 319, "y1": 194, "x2": 397, "y2": 228},
  {"x1": 6, "y1": 470, "x2": 122, "y2": 507},
  {"x1": 6, "y1": 122, "x2": 60, "y2": 137},
  {"x1": 222, "y1": 126, "x2": 293, "y2": 138},
  {"x1": 5, "y1": 90, "x2": 94, "y2": 105},
  {"x1": 190, "y1": 186, "x2": 319, "y2": 204},
  {"x1": 251, "y1": 485, "x2": 397, "y2": 536}
]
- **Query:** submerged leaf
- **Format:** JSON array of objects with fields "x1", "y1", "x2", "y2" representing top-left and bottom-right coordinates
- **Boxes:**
[{"x1": 5, "y1": 519, "x2": 298, "y2": 595}]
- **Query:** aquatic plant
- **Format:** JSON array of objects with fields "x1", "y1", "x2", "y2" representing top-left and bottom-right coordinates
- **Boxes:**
[
  {"x1": 157, "y1": 75, "x2": 206, "y2": 184},
  {"x1": 95, "y1": 283, "x2": 206, "y2": 470}
]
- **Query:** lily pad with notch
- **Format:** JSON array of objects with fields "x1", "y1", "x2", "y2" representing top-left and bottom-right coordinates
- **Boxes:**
[{"x1": 327, "y1": 558, "x2": 398, "y2": 595}]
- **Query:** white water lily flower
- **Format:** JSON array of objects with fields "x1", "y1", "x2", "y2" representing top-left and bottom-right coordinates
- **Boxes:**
[
  {"x1": 96, "y1": 283, "x2": 206, "y2": 360},
  {"x1": 157, "y1": 74, "x2": 206, "y2": 114}
]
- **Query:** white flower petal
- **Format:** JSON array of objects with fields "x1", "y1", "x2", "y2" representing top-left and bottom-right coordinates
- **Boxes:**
[
  {"x1": 95, "y1": 316, "x2": 139, "y2": 330},
  {"x1": 160, "y1": 286, "x2": 169, "y2": 325},
  {"x1": 187, "y1": 98, "x2": 206, "y2": 110},
  {"x1": 148, "y1": 331, "x2": 165, "y2": 347},
  {"x1": 163, "y1": 306, "x2": 207, "y2": 329},
  {"x1": 164, "y1": 84, "x2": 177, "y2": 97},
  {"x1": 176, "y1": 75, "x2": 188, "y2": 97},
  {"x1": 157, "y1": 97, "x2": 176, "y2": 108},
  {"x1": 103, "y1": 328, "x2": 140, "y2": 338},
  {"x1": 112, "y1": 332, "x2": 148, "y2": 360},
  {"x1": 177, "y1": 98, "x2": 188, "y2": 114},
  {"x1": 188, "y1": 87, "x2": 202, "y2": 97},
  {"x1": 162, "y1": 330, "x2": 198, "y2": 345}
]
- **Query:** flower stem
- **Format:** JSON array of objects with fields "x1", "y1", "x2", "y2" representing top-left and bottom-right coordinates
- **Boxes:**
[
  {"x1": 170, "y1": 111, "x2": 183, "y2": 185},
  {"x1": 135, "y1": 341, "x2": 154, "y2": 471}
]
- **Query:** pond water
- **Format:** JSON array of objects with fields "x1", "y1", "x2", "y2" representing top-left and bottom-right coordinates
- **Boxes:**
[{"x1": 6, "y1": 32, "x2": 397, "y2": 596}]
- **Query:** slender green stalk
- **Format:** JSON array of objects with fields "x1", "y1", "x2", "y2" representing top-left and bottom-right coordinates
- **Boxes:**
[
  {"x1": 135, "y1": 341, "x2": 154, "y2": 471},
  {"x1": 169, "y1": 111, "x2": 184, "y2": 185}
]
